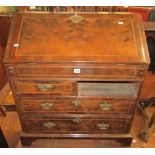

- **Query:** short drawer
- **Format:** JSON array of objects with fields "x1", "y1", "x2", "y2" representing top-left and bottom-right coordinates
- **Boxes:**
[
  {"x1": 18, "y1": 98, "x2": 135, "y2": 114},
  {"x1": 23, "y1": 116, "x2": 131, "y2": 134},
  {"x1": 13, "y1": 80, "x2": 76, "y2": 96},
  {"x1": 78, "y1": 82, "x2": 141, "y2": 98},
  {"x1": 7, "y1": 64, "x2": 144, "y2": 79}
]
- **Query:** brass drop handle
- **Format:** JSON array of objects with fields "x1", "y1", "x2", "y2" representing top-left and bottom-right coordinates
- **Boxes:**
[
  {"x1": 72, "y1": 117, "x2": 82, "y2": 124},
  {"x1": 37, "y1": 84, "x2": 56, "y2": 92},
  {"x1": 41, "y1": 102, "x2": 54, "y2": 110},
  {"x1": 43, "y1": 122, "x2": 56, "y2": 128},
  {"x1": 99, "y1": 102, "x2": 112, "y2": 110},
  {"x1": 72, "y1": 99, "x2": 81, "y2": 107},
  {"x1": 97, "y1": 122, "x2": 109, "y2": 129}
]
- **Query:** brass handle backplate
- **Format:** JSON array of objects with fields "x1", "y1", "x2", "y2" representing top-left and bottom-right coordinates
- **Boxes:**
[
  {"x1": 72, "y1": 117, "x2": 82, "y2": 124},
  {"x1": 99, "y1": 102, "x2": 112, "y2": 110},
  {"x1": 41, "y1": 102, "x2": 54, "y2": 110},
  {"x1": 43, "y1": 122, "x2": 56, "y2": 128},
  {"x1": 37, "y1": 84, "x2": 56, "y2": 92},
  {"x1": 97, "y1": 122, "x2": 109, "y2": 129},
  {"x1": 72, "y1": 99, "x2": 81, "y2": 107}
]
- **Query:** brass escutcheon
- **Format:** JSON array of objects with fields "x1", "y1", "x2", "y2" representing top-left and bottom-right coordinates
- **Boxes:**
[
  {"x1": 72, "y1": 99, "x2": 81, "y2": 107},
  {"x1": 69, "y1": 14, "x2": 84, "y2": 23}
]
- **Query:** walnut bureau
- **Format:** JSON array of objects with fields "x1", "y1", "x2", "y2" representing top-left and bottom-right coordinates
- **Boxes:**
[{"x1": 3, "y1": 13, "x2": 150, "y2": 147}]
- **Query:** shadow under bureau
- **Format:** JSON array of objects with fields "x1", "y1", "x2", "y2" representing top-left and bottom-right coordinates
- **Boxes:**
[{"x1": 3, "y1": 13, "x2": 150, "y2": 147}]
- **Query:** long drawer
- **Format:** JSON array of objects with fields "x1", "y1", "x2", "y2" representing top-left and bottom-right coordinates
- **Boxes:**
[
  {"x1": 13, "y1": 80, "x2": 76, "y2": 96},
  {"x1": 18, "y1": 97, "x2": 135, "y2": 114},
  {"x1": 23, "y1": 116, "x2": 131, "y2": 134},
  {"x1": 6, "y1": 64, "x2": 145, "y2": 79}
]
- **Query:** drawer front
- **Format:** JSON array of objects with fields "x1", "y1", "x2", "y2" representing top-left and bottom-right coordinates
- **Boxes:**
[
  {"x1": 19, "y1": 98, "x2": 135, "y2": 114},
  {"x1": 13, "y1": 81, "x2": 76, "y2": 96},
  {"x1": 24, "y1": 117, "x2": 131, "y2": 134},
  {"x1": 8, "y1": 64, "x2": 144, "y2": 79}
]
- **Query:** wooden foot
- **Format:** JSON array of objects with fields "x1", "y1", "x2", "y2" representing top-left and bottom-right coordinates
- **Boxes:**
[
  {"x1": 20, "y1": 136, "x2": 37, "y2": 147},
  {"x1": 116, "y1": 136, "x2": 133, "y2": 147}
]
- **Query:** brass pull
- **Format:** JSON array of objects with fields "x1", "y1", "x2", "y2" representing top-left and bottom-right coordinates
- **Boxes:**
[
  {"x1": 41, "y1": 102, "x2": 54, "y2": 110},
  {"x1": 37, "y1": 84, "x2": 56, "y2": 92},
  {"x1": 72, "y1": 117, "x2": 82, "y2": 124},
  {"x1": 72, "y1": 99, "x2": 81, "y2": 107},
  {"x1": 99, "y1": 102, "x2": 112, "y2": 110},
  {"x1": 97, "y1": 122, "x2": 109, "y2": 129},
  {"x1": 43, "y1": 122, "x2": 56, "y2": 128}
]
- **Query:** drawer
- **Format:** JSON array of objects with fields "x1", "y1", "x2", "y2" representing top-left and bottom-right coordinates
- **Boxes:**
[
  {"x1": 19, "y1": 98, "x2": 135, "y2": 114},
  {"x1": 23, "y1": 116, "x2": 131, "y2": 134},
  {"x1": 13, "y1": 80, "x2": 76, "y2": 96},
  {"x1": 7, "y1": 64, "x2": 144, "y2": 79},
  {"x1": 78, "y1": 82, "x2": 141, "y2": 98}
]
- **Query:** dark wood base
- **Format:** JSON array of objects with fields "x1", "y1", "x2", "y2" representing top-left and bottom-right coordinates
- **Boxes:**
[{"x1": 20, "y1": 133, "x2": 133, "y2": 148}]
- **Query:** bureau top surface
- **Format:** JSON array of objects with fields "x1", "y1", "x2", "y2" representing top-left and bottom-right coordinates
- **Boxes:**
[{"x1": 4, "y1": 13, "x2": 150, "y2": 64}]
